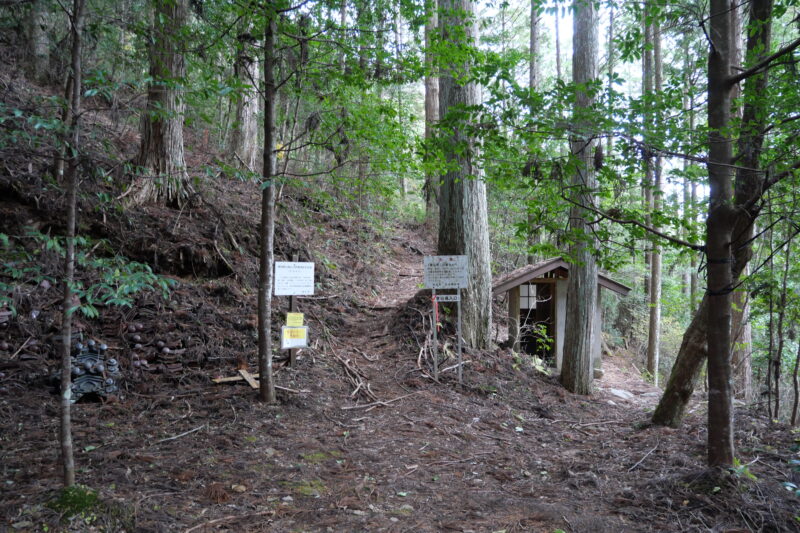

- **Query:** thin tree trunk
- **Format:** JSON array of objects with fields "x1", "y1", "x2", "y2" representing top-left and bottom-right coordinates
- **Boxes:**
[
  {"x1": 731, "y1": 265, "x2": 753, "y2": 402},
  {"x1": 423, "y1": 0, "x2": 439, "y2": 224},
  {"x1": 527, "y1": 0, "x2": 540, "y2": 264},
  {"x1": 646, "y1": 12, "x2": 663, "y2": 386},
  {"x1": 642, "y1": 5, "x2": 654, "y2": 299},
  {"x1": 437, "y1": 0, "x2": 492, "y2": 349},
  {"x1": 258, "y1": 11, "x2": 277, "y2": 403},
  {"x1": 554, "y1": 5, "x2": 562, "y2": 82},
  {"x1": 792, "y1": 334, "x2": 800, "y2": 425},
  {"x1": 767, "y1": 242, "x2": 775, "y2": 417},
  {"x1": 605, "y1": 4, "x2": 614, "y2": 157},
  {"x1": 560, "y1": 0, "x2": 598, "y2": 395},
  {"x1": 774, "y1": 230, "x2": 791, "y2": 418},
  {"x1": 705, "y1": 0, "x2": 735, "y2": 467},
  {"x1": 60, "y1": 0, "x2": 85, "y2": 488}
]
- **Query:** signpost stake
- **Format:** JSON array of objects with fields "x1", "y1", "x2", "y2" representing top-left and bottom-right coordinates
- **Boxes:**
[
  {"x1": 432, "y1": 288, "x2": 438, "y2": 381},
  {"x1": 289, "y1": 253, "x2": 299, "y2": 367},
  {"x1": 456, "y1": 287, "x2": 463, "y2": 386}
]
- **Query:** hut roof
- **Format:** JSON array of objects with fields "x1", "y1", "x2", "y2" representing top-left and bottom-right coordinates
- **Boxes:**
[{"x1": 492, "y1": 257, "x2": 631, "y2": 296}]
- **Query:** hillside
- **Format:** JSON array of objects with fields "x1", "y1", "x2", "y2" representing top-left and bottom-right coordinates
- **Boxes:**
[{"x1": 1, "y1": 51, "x2": 799, "y2": 533}]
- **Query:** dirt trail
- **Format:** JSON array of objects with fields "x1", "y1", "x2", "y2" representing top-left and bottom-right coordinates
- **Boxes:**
[{"x1": 2, "y1": 222, "x2": 795, "y2": 533}]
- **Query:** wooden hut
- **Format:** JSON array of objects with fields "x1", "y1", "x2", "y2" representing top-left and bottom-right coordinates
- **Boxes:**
[{"x1": 492, "y1": 257, "x2": 631, "y2": 373}]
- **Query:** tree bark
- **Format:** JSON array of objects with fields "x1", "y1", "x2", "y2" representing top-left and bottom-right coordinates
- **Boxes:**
[
  {"x1": 652, "y1": 0, "x2": 772, "y2": 435},
  {"x1": 258, "y1": 10, "x2": 277, "y2": 403},
  {"x1": 641, "y1": 5, "x2": 654, "y2": 298},
  {"x1": 60, "y1": 0, "x2": 85, "y2": 488},
  {"x1": 731, "y1": 266, "x2": 753, "y2": 402},
  {"x1": 229, "y1": 30, "x2": 260, "y2": 172},
  {"x1": 437, "y1": 0, "x2": 492, "y2": 349},
  {"x1": 424, "y1": 0, "x2": 439, "y2": 224},
  {"x1": 773, "y1": 231, "x2": 791, "y2": 417},
  {"x1": 133, "y1": 0, "x2": 190, "y2": 206},
  {"x1": 554, "y1": 5, "x2": 562, "y2": 82},
  {"x1": 560, "y1": 0, "x2": 598, "y2": 396},
  {"x1": 704, "y1": 0, "x2": 736, "y2": 467},
  {"x1": 646, "y1": 11, "x2": 663, "y2": 386},
  {"x1": 27, "y1": 0, "x2": 49, "y2": 83}
]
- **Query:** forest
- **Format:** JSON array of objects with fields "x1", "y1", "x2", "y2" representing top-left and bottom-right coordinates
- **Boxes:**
[{"x1": 1, "y1": 0, "x2": 800, "y2": 530}]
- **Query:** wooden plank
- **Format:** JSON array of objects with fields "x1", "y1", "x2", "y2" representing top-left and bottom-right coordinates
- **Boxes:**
[
  {"x1": 238, "y1": 369, "x2": 259, "y2": 389},
  {"x1": 212, "y1": 373, "x2": 262, "y2": 384}
]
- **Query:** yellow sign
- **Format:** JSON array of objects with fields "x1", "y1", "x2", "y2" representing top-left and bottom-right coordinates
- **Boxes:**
[
  {"x1": 281, "y1": 326, "x2": 308, "y2": 349},
  {"x1": 286, "y1": 313, "x2": 304, "y2": 327},
  {"x1": 284, "y1": 327, "x2": 306, "y2": 339}
]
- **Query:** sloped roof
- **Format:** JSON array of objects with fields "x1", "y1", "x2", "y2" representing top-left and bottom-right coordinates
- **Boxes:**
[{"x1": 492, "y1": 257, "x2": 631, "y2": 296}]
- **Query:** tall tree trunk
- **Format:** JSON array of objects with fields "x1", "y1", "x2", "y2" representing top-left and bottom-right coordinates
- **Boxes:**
[
  {"x1": 554, "y1": 5, "x2": 562, "y2": 82},
  {"x1": 133, "y1": 0, "x2": 190, "y2": 206},
  {"x1": 605, "y1": 4, "x2": 614, "y2": 157},
  {"x1": 60, "y1": 0, "x2": 85, "y2": 488},
  {"x1": 792, "y1": 340, "x2": 800, "y2": 425},
  {"x1": 526, "y1": 0, "x2": 540, "y2": 264},
  {"x1": 423, "y1": 0, "x2": 439, "y2": 224},
  {"x1": 641, "y1": 5, "x2": 654, "y2": 298},
  {"x1": 773, "y1": 231, "x2": 792, "y2": 418},
  {"x1": 560, "y1": 0, "x2": 598, "y2": 395},
  {"x1": 27, "y1": 0, "x2": 50, "y2": 83},
  {"x1": 258, "y1": 10, "x2": 277, "y2": 403},
  {"x1": 704, "y1": 0, "x2": 736, "y2": 467},
  {"x1": 652, "y1": 0, "x2": 772, "y2": 432},
  {"x1": 437, "y1": 0, "x2": 492, "y2": 349},
  {"x1": 646, "y1": 12, "x2": 663, "y2": 386},
  {"x1": 766, "y1": 241, "x2": 775, "y2": 417},
  {"x1": 731, "y1": 265, "x2": 753, "y2": 402},
  {"x1": 229, "y1": 32, "x2": 260, "y2": 172}
]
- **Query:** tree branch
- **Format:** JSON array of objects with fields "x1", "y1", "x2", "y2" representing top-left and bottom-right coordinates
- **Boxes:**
[
  {"x1": 728, "y1": 37, "x2": 800, "y2": 85},
  {"x1": 561, "y1": 191, "x2": 704, "y2": 251}
]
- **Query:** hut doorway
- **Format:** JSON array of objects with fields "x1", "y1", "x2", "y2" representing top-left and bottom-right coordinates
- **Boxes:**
[{"x1": 519, "y1": 283, "x2": 554, "y2": 364}]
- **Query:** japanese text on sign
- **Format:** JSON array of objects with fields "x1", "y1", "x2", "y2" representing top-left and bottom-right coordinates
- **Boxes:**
[
  {"x1": 423, "y1": 255, "x2": 468, "y2": 289},
  {"x1": 281, "y1": 326, "x2": 308, "y2": 349},
  {"x1": 286, "y1": 313, "x2": 304, "y2": 327},
  {"x1": 435, "y1": 294, "x2": 461, "y2": 302},
  {"x1": 274, "y1": 262, "x2": 315, "y2": 295}
]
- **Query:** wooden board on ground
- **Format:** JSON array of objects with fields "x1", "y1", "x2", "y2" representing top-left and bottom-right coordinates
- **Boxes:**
[{"x1": 238, "y1": 369, "x2": 259, "y2": 389}]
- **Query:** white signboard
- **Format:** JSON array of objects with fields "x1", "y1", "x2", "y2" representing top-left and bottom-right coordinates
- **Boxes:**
[
  {"x1": 424, "y1": 255, "x2": 468, "y2": 289},
  {"x1": 435, "y1": 294, "x2": 461, "y2": 302},
  {"x1": 274, "y1": 262, "x2": 315, "y2": 295},
  {"x1": 281, "y1": 326, "x2": 309, "y2": 349}
]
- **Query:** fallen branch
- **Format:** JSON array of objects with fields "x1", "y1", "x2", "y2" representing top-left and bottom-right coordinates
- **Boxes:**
[
  {"x1": 340, "y1": 391, "x2": 420, "y2": 410},
  {"x1": 628, "y1": 442, "x2": 659, "y2": 472},
  {"x1": 157, "y1": 424, "x2": 205, "y2": 444},
  {"x1": 184, "y1": 510, "x2": 275, "y2": 533}
]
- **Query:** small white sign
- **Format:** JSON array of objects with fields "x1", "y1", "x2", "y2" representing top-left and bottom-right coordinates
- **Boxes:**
[
  {"x1": 435, "y1": 294, "x2": 461, "y2": 302},
  {"x1": 424, "y1": 255, "x2": 468, "y2": 289},
  {"x1": 281, "y1": 326, "x2": 309, "y2": 349},
  {"x1": 274, "y1": 262, "x2": 315, "y2": 295}
]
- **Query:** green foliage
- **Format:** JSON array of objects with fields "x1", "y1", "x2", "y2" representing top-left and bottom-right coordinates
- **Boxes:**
[
  {"x1": 0, "y1": 229, "x2": 174, "y2": 318},
  {"x1": 47, "y1": 485, "x2": 99, "y2": 519}
]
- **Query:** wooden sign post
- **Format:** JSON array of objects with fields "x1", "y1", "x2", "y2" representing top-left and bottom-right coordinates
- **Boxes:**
[
  {"x1": 275, "y1": 255, "x2": 314, "y2": 366},
  {"x1": 423, "y1": 256, "x2": 468, "y2": 384}
]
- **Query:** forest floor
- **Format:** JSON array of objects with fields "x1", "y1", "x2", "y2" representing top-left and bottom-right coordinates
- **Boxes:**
[{"x1": 1, "y1": 51, "x2": 800, "y2": 532}]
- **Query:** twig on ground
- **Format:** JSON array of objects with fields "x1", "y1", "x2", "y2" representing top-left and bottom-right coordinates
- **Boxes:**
[
  {"x1": 340, "y1": 391, "x2": 420, "y2": 410},
  {"x1": 10, "y1": 336, "x2": 32, "y2": 359},
  {"x1": 156, "y1": 424, "x2": 205, "y2": 444},
  {"x1": 183, "y1": 510, "x2": 275, "y2": 533},
  {"x1": 628, "y1": 442, "x2": 659, "y2": 472}
]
